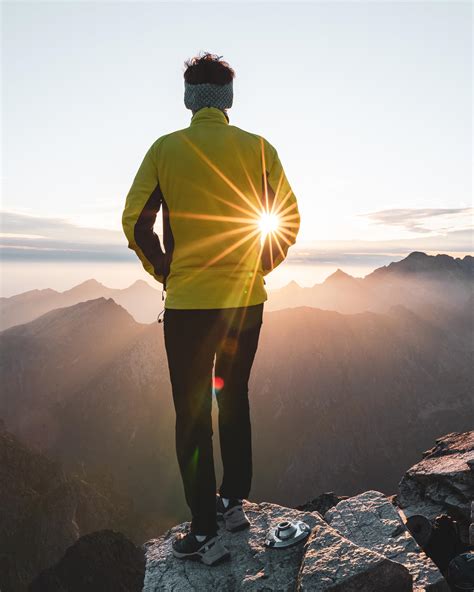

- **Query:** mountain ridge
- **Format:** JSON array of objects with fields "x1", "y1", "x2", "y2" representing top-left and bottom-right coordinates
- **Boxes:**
[
  {"x1": 23, "y1": 431, "x2": 472, "y2": 592},
  {"x1": 2, "y1": 251, "x2": 473, "y2": 330},
  {"x1": 1, "y1": 293, "x2": 471, "y2": 537}
]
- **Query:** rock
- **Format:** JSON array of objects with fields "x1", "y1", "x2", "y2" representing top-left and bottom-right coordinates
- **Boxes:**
[
  {"x1": 296, "y1": 520, "x2": 413, "y2": 591},
  {"x1": 406, "y1": 514, "x2": 434, "y2": 548},
  {"x1": 296, "y1": 492, "x2": 348, "y2": 515},
  {"x1": 143, "y1": 500, "x2": 413, "y2": 592},
  {"x1": 397, "y1": 432, "x2": 474, "y2": 543},
  {"x1": 29, "y1": 530, "x2": 145, "y2": 592},
  {"x1": 0, "y1": 430, "x2": 132, "y2": 592},
  {"x1": 447, "y1": 552, "x2": 474, "y2": 591},
  {"x1": 325, "y1": 490, "x2": 448, "y2": 591},
  {"x1": 471, "y1": 501, "x2": 474, "y2": 546},
  {"x1": 420, "y1": 515, "x2": 469, "y2": 573}
]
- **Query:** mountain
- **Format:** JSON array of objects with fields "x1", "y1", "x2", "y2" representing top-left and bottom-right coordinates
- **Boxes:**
[
  {"x1": 0, "y1": 298, "x2": 146, "y2": 449},
  {"x1": 249, "y1": 303, "x2": 472, "y2": 506},
  {"x1": 366, "y1": 251, "x2": 473, "y2": 280},
  {"x1": 1, "y1": 296, "x2": 472, "y2": 538},
  {"x1": 0, "y1": 427, "x2": 135, "y2": 592},
  {"x1": 31, "y1": 432, "x2": 473, "y2": 592},
  {"x1": 266, "y1": 252, "x2": 473, "y2": 318},
  {"x1": 1, "y1": 252, "x2": 472, "y2": 329},
  {"x1": 0, "y1": 279, "x2": 161, "y2": 330}
]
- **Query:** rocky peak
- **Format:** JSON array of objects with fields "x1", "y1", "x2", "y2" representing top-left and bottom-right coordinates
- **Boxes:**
[
  {"x1": 62, "y1": 278, "x2": 104, "y2": 292},
  {"x1": 128, "y1": 279, "x2": 153, "y2": 290},
  {"x1": 366, "y1": 251, "x2": 473, "y2": 280},
  {"x1": 323, "y1": 268, "x2": 355, "y2": 283},
  {"x1": 140, "y1": 489, "x2": 458, "y2": 591},
  {"x1": 397, "y1": 431, "x2": 474, "y2": 543},
  {"x1": 143, "y1": 498, "x2": 416, "y2": 592},
  {"x1": 23, "y1": 297, "x2": 135, "y2": 335},
  {"x1": 19, "y1": 432, "x2": 474, "y2": 591},
  {"x1": 29, "y1": 531, "x2": 145, "y2": 592},
  {"x1": 276, "y1": 280, "x2": 302, "y2": 293}
]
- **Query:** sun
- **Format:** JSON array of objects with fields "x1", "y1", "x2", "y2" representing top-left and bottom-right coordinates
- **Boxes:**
[{"x1": 258, "y1": 212, "x2": 280, "y2": 238}]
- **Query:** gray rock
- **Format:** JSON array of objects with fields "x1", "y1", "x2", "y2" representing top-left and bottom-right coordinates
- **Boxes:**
[
  {"x1": 471, "y1": 501, "x2": 474, "y2": 545},
  {"x1": 29, "y1": 530, "x2": 145, "y2": 592},
  {"x1": 296, "y1": 520, "x2": 413, "y2": 591},
  {"x1": 296, "y1": 492, "x2": 348, "y2": 515},
  {"x1": 325, "y1": 490, "x2": 449, "y2": 591},
  {"x1": 397, "y1": 432, "x2": 474, "y2": 543},
  {"x1": 143, "y1": 501, "x2": 315, "y2": 592},
  {"x1": 143, "y1": 500, "x2": 413, "y2": 592}
]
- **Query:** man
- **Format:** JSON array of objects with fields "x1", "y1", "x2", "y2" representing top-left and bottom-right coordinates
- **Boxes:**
[{"x1": 122, "y1": 52, "x2": 300, "y2": 565}]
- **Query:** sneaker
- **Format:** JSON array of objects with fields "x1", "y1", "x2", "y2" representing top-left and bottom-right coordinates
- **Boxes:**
[
  {"x1": 216, "y1": 494, "x2": 250, "y2": 532},
  {"x1": 171, "y1": 530, "x2": 230, "y2": 566}
]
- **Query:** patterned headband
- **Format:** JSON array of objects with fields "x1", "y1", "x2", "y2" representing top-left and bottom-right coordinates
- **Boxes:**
[{"x1": 184, "y1": 81, "x2": 233, "y2": 113}]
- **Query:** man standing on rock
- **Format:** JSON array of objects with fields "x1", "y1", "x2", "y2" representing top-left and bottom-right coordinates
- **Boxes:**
[{"x1": 122, "y1": 52, "x2": 300, "y2": 565}]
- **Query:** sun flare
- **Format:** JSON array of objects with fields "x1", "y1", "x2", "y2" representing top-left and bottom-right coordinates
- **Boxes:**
[
  {"x1": 258, "y1": 212, "x2": 280, "y2": 238},
  {"x1": 172, "y1": 135, "x2": 300, "y2": 307}
]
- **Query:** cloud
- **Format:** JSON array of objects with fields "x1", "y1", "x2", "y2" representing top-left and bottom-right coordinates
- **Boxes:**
[
  {"x1": 361, "y1": 207, "x2": 473, "y2": 234},
  {"x1": 1, "y1": 211, "x2": 124, "y2": 244},
  {"x1": 1, "y1": 210, "x2": 472, "y2": 267},
  {"x1": 286, "y1": 229, "x2": 473, "y2": 265},
  {"x1": 0, "y1": 211, "x2": 135, "y2": 262}
]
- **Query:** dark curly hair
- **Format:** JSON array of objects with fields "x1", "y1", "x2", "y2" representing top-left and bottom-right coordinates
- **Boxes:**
[{"x1": 184, "y1": 52, "x2": 235, "y2": 85}]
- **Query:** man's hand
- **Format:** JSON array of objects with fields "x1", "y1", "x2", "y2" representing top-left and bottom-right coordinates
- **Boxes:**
[{"x1": 259, "y1": 140, "x2": 300, "y2": 275}]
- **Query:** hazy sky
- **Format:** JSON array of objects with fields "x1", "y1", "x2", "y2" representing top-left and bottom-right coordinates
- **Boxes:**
[{"x1": 1, "y1": 1, "x2": 472, "y2": 295}]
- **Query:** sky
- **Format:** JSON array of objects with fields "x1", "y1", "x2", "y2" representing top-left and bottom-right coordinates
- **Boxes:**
[{"x1": 1, "y1": 0, "x2": 472, "y2": 296}]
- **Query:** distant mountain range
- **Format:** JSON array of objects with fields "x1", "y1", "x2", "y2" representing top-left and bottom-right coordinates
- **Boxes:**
[
  {"x1": 1, "y1": 251, "x2": 472, "y2": 545},
  {"x1": 1, "y1": 251, "x2": 472, "y2": 330},
  {"x1": 267, "y1": 251, "x2": 473, "y2": 319},
  {"x1": 0, "y1": 277, "x2": 160, "y2": 330}
]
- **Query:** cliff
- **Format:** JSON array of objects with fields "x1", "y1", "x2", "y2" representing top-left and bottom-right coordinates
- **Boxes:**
[{"x1": 27, "y1": 431, "x2": 473, "y2": 592}]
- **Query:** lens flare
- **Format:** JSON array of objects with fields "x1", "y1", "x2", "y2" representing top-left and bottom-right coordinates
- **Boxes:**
[
  {"x1": 213, "y1": 376, "x2": 225, "y2": 392},
  {"x1": 258, "y1": 212, "x2": 280, "y2": 237},
  {"x1": 172, "y1": 135, "x2": 300, "y2": 310}
]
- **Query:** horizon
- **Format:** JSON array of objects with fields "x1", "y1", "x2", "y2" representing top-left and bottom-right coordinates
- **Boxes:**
[
  {"x1": 1, "y1": 1, "x2": 472, "y2": 297},
  {"x1": 2, "y1": 249, "x2": 471, "y2": 299}
]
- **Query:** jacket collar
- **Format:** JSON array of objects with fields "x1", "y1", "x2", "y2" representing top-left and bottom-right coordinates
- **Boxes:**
[{"x1": 190, "y1": 107, "x2": 229, "y2": 126}]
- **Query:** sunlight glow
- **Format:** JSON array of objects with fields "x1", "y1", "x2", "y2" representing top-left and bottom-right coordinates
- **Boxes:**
[
  {"x1": 170, "y1": 135, "x2": 299, "y2": 308},
  {"x1": 258, "y1": 212, "x2": 280, "y2": 238}
]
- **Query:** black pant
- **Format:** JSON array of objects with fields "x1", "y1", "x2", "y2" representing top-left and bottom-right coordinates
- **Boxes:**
[{"x1": 163, "y1": 303, "x2": 264, "y2": 536}]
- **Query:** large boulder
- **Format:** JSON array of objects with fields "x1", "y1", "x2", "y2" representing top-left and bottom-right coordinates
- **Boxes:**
[
  {"x1": 296, "y1": 519, "x2": 412, "y2": 591},
  {"x1": 325, "y1": 490, "x2": 448, "y2": 591},
  {"x1": 397, "y1": 432, "x2": 474, "y2": 543},
  {"x1": 29, "y1": 530, "x2": 145, "y2": 592},
  {"x1": 143, "y1": 500, "x2": 413, "y2": 591}
]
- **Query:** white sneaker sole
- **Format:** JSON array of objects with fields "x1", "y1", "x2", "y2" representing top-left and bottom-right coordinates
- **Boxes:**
[{"x1": 172, "y1": 537, "x2": 231, "y2": 566}]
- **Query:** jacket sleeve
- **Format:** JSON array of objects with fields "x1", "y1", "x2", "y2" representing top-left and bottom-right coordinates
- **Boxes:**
[
  {"x1": 261, "y1": 140, "x2": 301, "y2": 275},
  {"x1": 122, "y1": 142, "x2": 166, "y2": 284}
]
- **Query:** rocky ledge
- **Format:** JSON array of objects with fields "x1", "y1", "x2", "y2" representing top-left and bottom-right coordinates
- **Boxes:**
[
  {"x1": 29, "y1": 432, "x2": 473, "y2": 591},
  {"x1": 397, "y1": 431, "x2": 474, "y2": 544},
  {"x1": 144, "y1": 492, "x2": 447, "y2": 592}
]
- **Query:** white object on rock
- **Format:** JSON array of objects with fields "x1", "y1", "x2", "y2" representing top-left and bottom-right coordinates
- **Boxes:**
[{"x1": 143, "y1": 500, "x2": 414, "y2": 592}]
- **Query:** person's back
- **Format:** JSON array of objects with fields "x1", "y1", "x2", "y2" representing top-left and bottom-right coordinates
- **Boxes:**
[
  {"x1": 123, "y1": 54, "x2": 299, "y2": 309},
  {"x1": 122, "y1": 52, "x2": 300, "y2": 565}
]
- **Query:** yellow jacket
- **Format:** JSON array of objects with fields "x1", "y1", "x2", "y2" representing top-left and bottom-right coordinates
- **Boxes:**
[{"x1": 122, "y1": 107, "x2": 300, "y2": 309}]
